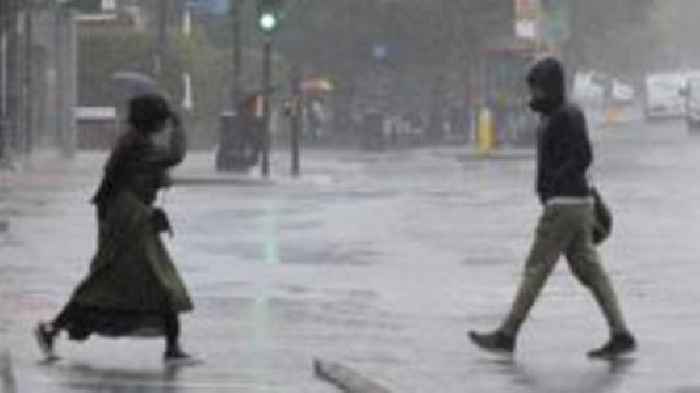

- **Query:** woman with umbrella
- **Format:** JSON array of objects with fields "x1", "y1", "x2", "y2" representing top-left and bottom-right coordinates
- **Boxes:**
[{"x1": 34, "y1": 94, "x2": 196, "y2": 364}]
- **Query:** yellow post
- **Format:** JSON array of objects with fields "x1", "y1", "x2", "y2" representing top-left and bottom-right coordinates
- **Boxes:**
[
  {"x1": 605, "y1": 105, "x2": 623, "y2": 126},
  {"x1": 478, "y1": 107, "x2": 494, "y2": 154}
]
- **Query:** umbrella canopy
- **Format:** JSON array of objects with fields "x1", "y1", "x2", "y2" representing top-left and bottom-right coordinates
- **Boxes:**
[{"x1": 111, "y1": 71, "x2": 160, "y2": 99}]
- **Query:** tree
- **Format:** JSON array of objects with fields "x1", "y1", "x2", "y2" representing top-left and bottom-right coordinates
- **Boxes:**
[
  {"x1": 648, "y1": 0, "x2": 700, "y2": 70},
  {"x1": 566, "y1": 0, "x2": 656, "y2": 79}
]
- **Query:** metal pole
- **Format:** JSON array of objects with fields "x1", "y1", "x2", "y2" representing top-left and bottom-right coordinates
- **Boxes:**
[
  {"x1": 182, "y1": 0, "x2": 191, "y2": 36},
  {"x1": 0, "y1": 0, "x2": 6, "y2": 160},
  {"x1": 155, "y1": 0, "x2": 168, "y2": 79},
  {"x1": 181, "y1": 1, "x2": 193, "y2": 112},
  {"x1": 6, "y1": 0, "x2": 19, "y2": 155},
  {"x1": 66, "y1": 8, "x2": 78, "y2": 158},
  {"x1": 23, "y1": 7, "x2": 32, "y2": 156},
  {"x1": 14, "y1": 4, "x2": 23, "y2": 155},
  {"x1": 54, "y1": 2, "x2": 64, "y2": 153},
  {"x1": 290, "y1": 67, "x2": 301, "y2": 177},
  {"x1": 231, "y1": 0, "x2": 243, "y2": 110},
  {"x1": 261, "y1": 39, "x2": 271, "y2": 178}
]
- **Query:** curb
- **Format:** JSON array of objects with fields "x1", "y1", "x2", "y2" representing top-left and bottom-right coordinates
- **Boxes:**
[
  {"x1": 455, "y1": 151, "x2": 536, "y2": 162},
  {"x1": 172, "y1": 176, "x2": 275, "y2": 187},
  {"x1": 314, "y1": 358, "x2": 393, "y2": 393}
]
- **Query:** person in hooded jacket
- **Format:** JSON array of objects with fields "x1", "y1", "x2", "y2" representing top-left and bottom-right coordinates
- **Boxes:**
[{"x1": 468, "y1": 57, "x2": 636, "y2": 359}]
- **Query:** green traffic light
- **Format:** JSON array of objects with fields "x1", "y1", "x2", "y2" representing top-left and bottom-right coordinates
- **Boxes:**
[{"x1": 259, "y1": 12, "x2": 278, "y2": 32}]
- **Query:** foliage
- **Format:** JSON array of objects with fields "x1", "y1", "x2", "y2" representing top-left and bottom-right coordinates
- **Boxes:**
[
  {"x1": 78, "y1": 31, "x2": 182, "y2": 106},
  {"x1": 567, "y1": 0, "x2": 656, "y2": 78},
  {"x1": 647, "y1": 0, "x2": 700, "y2": 71}
]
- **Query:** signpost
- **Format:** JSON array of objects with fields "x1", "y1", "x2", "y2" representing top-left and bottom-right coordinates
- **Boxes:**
[
  {"x1": 514, "y1": 0, "x2": 538, "y2": 39},
  {"x1": 540, "y1": 0, "x2": 572, "y2": 46}
]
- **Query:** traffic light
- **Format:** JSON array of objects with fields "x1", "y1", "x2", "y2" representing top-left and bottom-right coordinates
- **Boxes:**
[{"x1": 257, "y1": 0, "x2": 283, "y2": 34}]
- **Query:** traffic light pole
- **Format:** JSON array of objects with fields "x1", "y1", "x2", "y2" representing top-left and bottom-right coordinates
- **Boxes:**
[
  {"x1": 290, "y1": 67, "x2": 301, "y2": 177},
  {"x1": 261, "y1": 39, "x2": 272, "y2": 178},
  {"x1": 257, "y1": 0, "x2": 283, "y2": 178}
]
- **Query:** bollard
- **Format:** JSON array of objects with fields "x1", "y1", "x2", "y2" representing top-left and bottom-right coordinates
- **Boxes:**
[
  {"x1": 605, "y1": 106, "x2": 623, "y2": 127},
  {"x1": 477, "y1": 107, "x2": 494, "y2": 154}
]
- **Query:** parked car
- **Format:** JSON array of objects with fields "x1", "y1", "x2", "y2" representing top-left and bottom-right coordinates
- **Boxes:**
[
  {"x1": 612, "y1": 79, "x2": 635, "y2": 104},
  {"x1": 573, "y1": 72, "x2": 604, "y2": 107},
  {"x1": 644, "y1": 72, "x2": 686, "y2": 121},
  {"x1": 574, "y1": 72, "x2": 635, "y2": 106}
]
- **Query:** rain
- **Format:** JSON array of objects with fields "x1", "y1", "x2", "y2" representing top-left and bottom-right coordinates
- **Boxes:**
[{"x1": 0, "y1": 0, "x2": 699, "y2": 392}]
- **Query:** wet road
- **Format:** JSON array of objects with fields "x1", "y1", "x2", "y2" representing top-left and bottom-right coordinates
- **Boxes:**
[{"x1": 2, "y1": 117, "x2": 700, "y2": 392}]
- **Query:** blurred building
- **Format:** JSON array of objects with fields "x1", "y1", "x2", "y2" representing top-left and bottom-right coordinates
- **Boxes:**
[{"x1": 0, "y1": 1, "x2": 78, "y2": 161}]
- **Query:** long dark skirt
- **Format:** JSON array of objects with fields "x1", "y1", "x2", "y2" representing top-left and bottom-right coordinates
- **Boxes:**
[
  {"x1": 55, "y1": 303, "x2": 173, "y2": 341},
  {"x1": 56, "y1": 191, "x2": 192, "y2": 341}
]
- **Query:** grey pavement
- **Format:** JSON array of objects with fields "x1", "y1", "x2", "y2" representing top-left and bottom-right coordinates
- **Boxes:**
[{"x1": 2, "y1": 118, "x2": 700, "y2": 392}]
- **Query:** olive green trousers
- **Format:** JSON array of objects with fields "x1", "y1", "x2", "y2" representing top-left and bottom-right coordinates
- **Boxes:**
[{"x1": 500, "y1": 203, "x2": 630, "y2": 337}]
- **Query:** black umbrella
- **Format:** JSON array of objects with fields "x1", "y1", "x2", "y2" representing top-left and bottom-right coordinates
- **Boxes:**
[{"x1": 111, "y1": 71, "x2": 160, "y2": 99}]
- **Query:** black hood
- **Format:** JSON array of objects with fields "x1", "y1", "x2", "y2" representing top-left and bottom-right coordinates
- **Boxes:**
[{"x1": 527, "y1": 57, "x2": 566, "y2": 114}]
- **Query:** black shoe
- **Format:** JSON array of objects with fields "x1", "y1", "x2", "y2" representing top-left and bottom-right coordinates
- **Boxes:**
[
  {"x1": 588, "y1": 333, "x2": 637, "y2": 359},
  {"x1": 468, "y1": 330, "x2": 515, "y2": 354},
  {"x1": 34, "y1": 322, "x2": 58, "y2": 360}
]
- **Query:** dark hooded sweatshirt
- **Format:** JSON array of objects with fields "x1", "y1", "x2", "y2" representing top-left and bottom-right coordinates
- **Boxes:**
[{"x1": 528, "y1": 57, "x2": 592, "y2": 205}]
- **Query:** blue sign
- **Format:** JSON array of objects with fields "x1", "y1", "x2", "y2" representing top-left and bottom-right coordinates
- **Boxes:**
[
  {"x1": 541, "y1": 0, "x2": 572, "y2": 43},
  {"x1": 373, "y1": 44, "x2": 388, "y2": 60}
]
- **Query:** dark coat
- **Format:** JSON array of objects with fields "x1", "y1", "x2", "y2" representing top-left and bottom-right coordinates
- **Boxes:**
[
  {"x1": 528, "y1": 58, "x2": 592, "y2": 204},
  {"x1": 69, "y1": 130, "x2": 192, "y2": 328}
]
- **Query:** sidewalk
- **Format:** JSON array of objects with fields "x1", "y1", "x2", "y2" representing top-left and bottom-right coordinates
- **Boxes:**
[{"x1": 0, "y1": 149, "x2": 93, "y2": 233}]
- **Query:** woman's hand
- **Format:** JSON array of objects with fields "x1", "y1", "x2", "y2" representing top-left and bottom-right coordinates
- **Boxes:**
[{"x1": 152, "y1": 208, "x2": 174, "y2": 237}]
